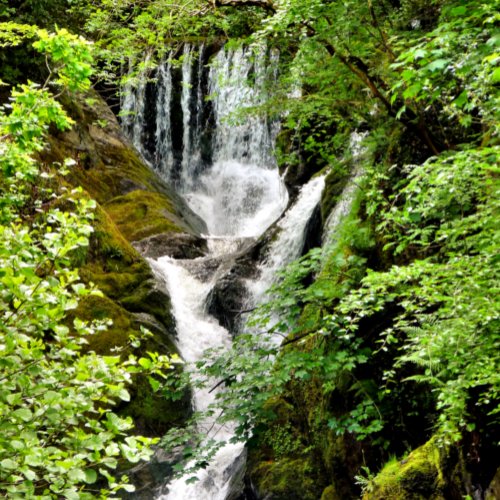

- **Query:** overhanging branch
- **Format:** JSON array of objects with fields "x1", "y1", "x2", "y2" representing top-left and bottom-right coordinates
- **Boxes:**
[{"x1": 213, "y1": 0, "x2": 276, "y2": 12}]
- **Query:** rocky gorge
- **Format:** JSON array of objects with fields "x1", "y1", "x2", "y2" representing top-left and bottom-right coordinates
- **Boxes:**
[{"x1": 1, "y1": 1, "x2": 498, "y2": 498}]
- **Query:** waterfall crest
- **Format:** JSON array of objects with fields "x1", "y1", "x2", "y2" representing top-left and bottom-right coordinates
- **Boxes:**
[{"x1": 122, "y1": 44, "x2": 287, "y2": 238}]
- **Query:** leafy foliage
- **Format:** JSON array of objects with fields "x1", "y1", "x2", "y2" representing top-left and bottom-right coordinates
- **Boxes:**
[
  {"x1": 155, "y1": 0, "x2": 499, "y2": 482},
  {"x1": 0, "y1": 25, "x2": 174, "y2": 498}
]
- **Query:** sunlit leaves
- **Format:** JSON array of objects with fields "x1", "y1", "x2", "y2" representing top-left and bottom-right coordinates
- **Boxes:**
[{"x1": 0, "y1": 25, "x2": 172, "y2": 498}]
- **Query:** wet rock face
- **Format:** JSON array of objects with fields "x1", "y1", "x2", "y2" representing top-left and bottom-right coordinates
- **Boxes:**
[
  {"x1": 134, "y1": 232, "x2": 208, "y2": 259},
  {"x1": 208, "y1": 269, "x2": 253, "y2": 332},
  {"x1": 207, "y1": 237, "x2": 267, "y2": 333},
  {"x1": 123, "y1": 447, "x2": 187, "y2": 500},
  {"x1": 302, "y1": 203, "x2": 322, "y2": 254},
  {"x1": 207, "y1": 194, "x2": 323, "y2": 334}
]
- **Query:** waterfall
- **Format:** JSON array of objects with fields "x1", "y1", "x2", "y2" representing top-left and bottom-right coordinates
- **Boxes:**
[
  {"x1": 247, "y1": 174, "x2": 326, "y2": 303},
  {"x1": 180, "y1": 44, "x2": 194, "y2": 188},
  {"x1": 121, "y1": 77, "x2": 148, "y2": 161},
  {"x1": 209, "y1": 45, "x2": 278, "y2": 166},
  {"x1": 121, "y1": 43, "x2": 287, "y2": 237},
  {"x1": 322, "y1": 131, "x2": 367, "y2": 249},
  {"x1": 121, "y1": 44, "x2": 331, "y2": 500},
  {"x1": 155, "y1": 57, "x2": 174, "y2": 182},
  {"x1": 183, "y1": 44, "x2": 287, "y2": 237}
]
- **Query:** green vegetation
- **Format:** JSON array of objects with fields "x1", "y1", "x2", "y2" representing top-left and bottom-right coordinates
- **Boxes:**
[
  {"x1": 1, "y1": 0, "x2": 499, "y2": 497},
  {"x1": 0, "y1": 25, "x2": 175, "y2": 497}
]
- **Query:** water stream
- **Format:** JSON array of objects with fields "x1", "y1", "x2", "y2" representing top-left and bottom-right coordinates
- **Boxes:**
[{"x1": 122, "y1": 44, "x2": 330, "y2": 499}]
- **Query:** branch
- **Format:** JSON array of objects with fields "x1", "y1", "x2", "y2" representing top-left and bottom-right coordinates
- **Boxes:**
[
  {"x1": 213, "y1": 0, "x2": 276, "y2": 12},
  {"x1": 367, "y1": 0, "x2": 395, "y2": 61}
]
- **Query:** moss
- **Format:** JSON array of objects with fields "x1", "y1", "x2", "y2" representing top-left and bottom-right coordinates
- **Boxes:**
[
  {"x1": 363, "y1": 438, "x2": 463, "y2": 500},
  {"x1": 88, "y1": 206, "x2": 141, "y2": 265},
  {"x1": 321, "y1": 163, "x2": 350, "y2": 221},
  {"x1": 320, "y1": 485, "x2": 342, "y2": 500},
  {"x1": 296, "y1": 303, "x2": 323, "y2": 334},
  {"x1": 251, "y1": 457, "x2": 324, "y2": 500},
  {"x1": 70, "y1": 294, "x2": 136, "y2": 354},
  {"x1": 122, "y1": 374, "x2": 192, "y2": 437},
  {"x1": 104, "y1": 190, "x2": 184, "y2": 242}
]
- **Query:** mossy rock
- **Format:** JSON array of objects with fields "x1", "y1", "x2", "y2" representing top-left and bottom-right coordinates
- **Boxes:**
[
  {"x1": 321, "y1": 164, "x2": 350, "y2": 222},
  {"x1": 44, "y1": 90, "x2": 206, "y2": 239},
  {"x1": 121, "y1": 368, "x2": 192, "y2": 437},
  {"x1": 104, "y1": 190, "x2": 185, "y2": 242},
  {"x1": 363, "y1": 438, "x2": 464, "y2": 500},
  {"x1": 486, "y1": 467, "x2": 500, "y2": 500},
  {"x1": 80, "y1": 207, "x2": 175, "y2": 337},
  {"x1": 70, "y1": 294, "x2": 136, "y2": 354},
  {"x1": 320, "y1": 485, "x2": 342, "y2": 500},
  {"x1": 250, "y1": 457, "x2": 324, "y2": 500}
]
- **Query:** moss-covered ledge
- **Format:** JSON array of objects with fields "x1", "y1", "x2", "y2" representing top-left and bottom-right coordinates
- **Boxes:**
[
  {"x1": 363, "y1": 438, "x2": 465, "y2": 500},
  {"x1": 44, "y1": 90, "x2": 207, "y2": 250},
  {"x1": 39, "y1": 91, "x2": 201, "y2": 435}
]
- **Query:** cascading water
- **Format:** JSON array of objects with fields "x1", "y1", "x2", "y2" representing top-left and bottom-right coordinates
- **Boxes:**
[
  {"x1": 150, "y1": 256, "x2": 245, "y2": 500},
  {"x1": 121, "y1": 77, "x2": 148, "y2": 161},
  {"x1": 246, "y1": 174, "x2": 326, "y2": 303},
  {"x1": 322, "y1": 131, "x2": 367, "y2": 251},
  {"x1": 121, "y1": 44, "x2": 330, "y2": 499},
  {"x1": 155, "y1": 58, "x2": 174, "y2": 181}
]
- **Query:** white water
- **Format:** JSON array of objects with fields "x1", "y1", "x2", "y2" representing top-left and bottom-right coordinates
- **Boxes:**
[
  {"x1": 209, "y1": 45, "x2": 278, "y2": 166},
  {"x1": 150, "y1": 256, "x2": 244, "y2": 500},
  {"x1": 184, "y1": 161, "x2": 288, "y2": 238},
  {"x1": 122, "y1": 45, "x2": 335, "y2": 500},
  {"x1": 322, "y1": 131, "x2": 367, "y2": 250},
  {"x1": 247, "y1": 174, "x2": 326, "y2": 302},
  {"x1": 151, "y1": 171, "x2": 324, "y2": 498},
  {"x1": 122, "y1": 44, "x2": 287, "y2": 238},
  {"x1": 155, "y1": 57, "x2": 174, "y2": 182},
  {"x1": 181, "y1": 44, "x2": 194, "y2": 188},
  {"x1": 183, "y1": 44, "x2": 285, "y2": 237},
  {"x1": 121, "y1": 77, "x2": 148, "y2": 161}
]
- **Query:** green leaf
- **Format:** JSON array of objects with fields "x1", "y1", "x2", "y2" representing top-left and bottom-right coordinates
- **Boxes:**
[
  {"x1": 1, "y1": 459, "x2": 18, "y2": 470},
  {"x1": 13, "y1": 408, "x2": 32, "y2": 422},
  {"x1": 426, "y1": 59, "x2": 449, "y2": 72},
  {"x1": 491, "y1": 67, "x2": 500, "y2": 84},
  {"x1": 68, "y1": 468, "x2": 87, "y2": 482},
  {"x1": 118, "y1": 388, "x2": 130, "y2": 402},
  {"x1": 453, "y1": 91, "x2": 468, "y2": 108},
  {"x1": 84, "y1": 469, "x2": 97, "y2": 484},
  {"x1": 148, "y1": 377, "x2": 161, "y2": 392}
]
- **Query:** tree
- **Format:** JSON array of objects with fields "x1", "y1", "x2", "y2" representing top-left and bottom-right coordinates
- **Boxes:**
[{"x1": 0, "y1": 23, "x2": 172, "y2": 498}]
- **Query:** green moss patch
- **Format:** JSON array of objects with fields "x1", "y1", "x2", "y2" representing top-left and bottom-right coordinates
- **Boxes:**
[
  {"x1": 104, "y1": 190, "x2": 184, "y2": 242},
  {"x1": 364, "y1": 438, "x2": 454, "y2": 500},
  {"x1": 251, "y1": 457, "x2": 324, "y2": 500},
  {"x1": 70, "y1": 294, "x2": 136, "y2": 354},
  {"x1": 320, "y1": 485, "x2": 342, "y2": 500}
]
